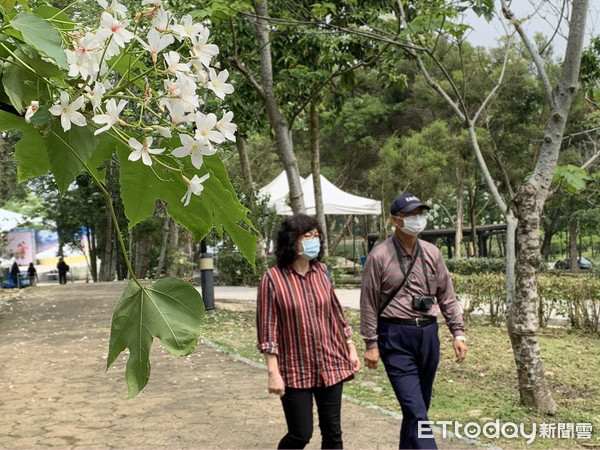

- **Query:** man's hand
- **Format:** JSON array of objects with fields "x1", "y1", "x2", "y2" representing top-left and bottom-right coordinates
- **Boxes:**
[
  {"x1": 453, "y1": 339, "x2": 467, "y2": 363},
  {"x1": 364, "y1": 348, "x2": 380, "y2": 369}
]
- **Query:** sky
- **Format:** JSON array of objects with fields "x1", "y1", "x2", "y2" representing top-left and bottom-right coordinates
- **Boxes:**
[{"x1": 463, "y1": 0, "x2": 600, "y2": 56}]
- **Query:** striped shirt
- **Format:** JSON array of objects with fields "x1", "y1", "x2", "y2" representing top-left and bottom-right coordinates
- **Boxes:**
[
  {"x1": 360, "y1": 234, "x2": 465, "y2": 350},
  {"x1": 257, "y1": 262, "x2": 355, "y2": 388}
]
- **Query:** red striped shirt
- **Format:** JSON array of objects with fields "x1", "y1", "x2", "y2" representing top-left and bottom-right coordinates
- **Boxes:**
[{"x1": 257, "y1": 262, "x2": 355, "y2": 388}]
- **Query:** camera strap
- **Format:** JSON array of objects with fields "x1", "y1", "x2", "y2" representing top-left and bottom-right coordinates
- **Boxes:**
[{"x1": 378, "y1": 238, "x2": 424, "y2": 316}]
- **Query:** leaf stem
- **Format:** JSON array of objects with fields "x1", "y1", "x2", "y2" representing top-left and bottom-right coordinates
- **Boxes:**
[{"x1": 51, "y1": 128, "x2": 142, "y2": 289}]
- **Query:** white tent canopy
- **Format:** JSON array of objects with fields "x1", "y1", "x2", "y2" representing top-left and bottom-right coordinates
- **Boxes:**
[
  {"x1": 257, "y1": 170, "x2": 305, "y2": 210},
  {"x1": 259, "y1": 171, "x2": 381, "y2": 216},
  {"x1": 0, "y1": 208, "x2": 26, "y2": 233}
]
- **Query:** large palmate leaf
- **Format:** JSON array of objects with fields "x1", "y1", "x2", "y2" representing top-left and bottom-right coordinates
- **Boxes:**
[
  {"x1": 0, "y1": 110, "x2": 49, "y2": 181},
  {"x1": 45, "y1": 123, "x2": 98, "y2": 193},
  {"x1": 117, "y1": 144, "x2": 257, "y2": 266},
  {"x1": 10, "y1": 12, "x2": 68, "y2": 69},
  {"x1": 106, "y1": 278, "x2": 205, "y2": 397}
]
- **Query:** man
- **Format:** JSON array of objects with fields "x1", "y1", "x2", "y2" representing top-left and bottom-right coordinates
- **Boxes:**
[
  {"x1": 57, "y1": 257, "x2": 69, "y2": 284},
  {"x1": 360, "y1": 193, "x2": 467, "y2": 449}
]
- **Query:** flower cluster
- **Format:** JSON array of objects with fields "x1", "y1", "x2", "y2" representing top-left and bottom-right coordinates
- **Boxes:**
[{"x1": 40, "y1": 0, "x2": 236, "y2": 206}]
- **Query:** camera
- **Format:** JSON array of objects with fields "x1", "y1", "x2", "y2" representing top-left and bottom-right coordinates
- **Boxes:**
[{"x1": 412, "y1": 295, "x2": 435, "y2": 312}]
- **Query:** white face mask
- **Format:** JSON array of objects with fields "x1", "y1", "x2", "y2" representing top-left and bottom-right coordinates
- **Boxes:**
[{"x1": 400, "y1": 215, "x2": 427, "y2": 236}]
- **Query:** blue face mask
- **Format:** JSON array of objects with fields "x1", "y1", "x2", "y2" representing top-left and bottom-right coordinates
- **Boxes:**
[{"x1": 300, "y1": 238, "x2": 321, "y2": 260}]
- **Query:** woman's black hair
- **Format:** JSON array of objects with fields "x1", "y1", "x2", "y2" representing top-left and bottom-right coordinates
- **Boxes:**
[{"x1": 275, "y1": 214, "x2": 324, "y2": 268}]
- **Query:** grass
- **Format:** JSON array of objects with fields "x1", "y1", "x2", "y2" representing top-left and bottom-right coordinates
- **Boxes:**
[{"x1": 200, "y1": 306, "x2": 600, "y2": 449}]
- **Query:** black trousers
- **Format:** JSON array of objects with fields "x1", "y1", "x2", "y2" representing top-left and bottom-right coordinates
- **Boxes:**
[
  {"x1": 59, "y1": 272, "x2": 67, "y2": 284},
  {"x1": 278, "y1": 382, "x2": 344, "y2": 449}
]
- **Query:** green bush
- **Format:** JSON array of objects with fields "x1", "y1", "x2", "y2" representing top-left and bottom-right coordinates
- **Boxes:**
[
  {"x1": 446, "y1": 258, "x2": 506, "y2": 275},
  {"x1": 454, "y1": 272, "x2": 600, "y2": 333},
  {"x1": 215, "y1": 253, "x2": 272, "y2": 286}
]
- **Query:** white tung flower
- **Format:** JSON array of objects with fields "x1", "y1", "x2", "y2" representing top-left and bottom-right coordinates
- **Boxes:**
[
  {"x1": 128, "y1": 137, "x2": 165, "y2": 166},
  {"x1": 194, "y1": 112, "x2": 225, "y2": 146},
  {"x1": 216, "y1": 111, "x2": 236, "y2": 141},
  {"x1": 92, "y1": 98, "x2": 128, "y2": 135},
  {"x1": 164, "y1": 51, "x2": 190, "y2": 74},
  {"x1": 24, "y1": 101, "x2": 39, "y2": 123},
  {"x1": 137, "y1": 28, "x2": 174, "y2": 64},
  {"x1": 153, "y1": 7, "x2": 172, "y2": 32},
  {"x1": 207, "y1": 68, "x2": 234, "y2": 100},
  {"x1": 189, "y1": 28, "x2": 219, "y2": 68},
  {"x1": 171, "y1": 134, "x2": 216, "y2": 169},
  {"x1": 96, "y1": 12, "x2": 134, "y2": 50},
  {"x1": 84, "y1": 81, "x2": 107, "y2": 112},
  {"x1": 49, "y1": 92, "x2": 87, "y2": 132},
  {"x1": 181, "y1": 173, "x2": 209, "y2": 206},
  {"x1": 172, "y1": 14, "x2": 204, "y2": 40}
]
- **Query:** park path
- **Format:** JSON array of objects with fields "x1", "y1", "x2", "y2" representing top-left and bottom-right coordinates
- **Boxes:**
[{"x1": 0, "y1": 282, "x2": 474, "y2": 449}]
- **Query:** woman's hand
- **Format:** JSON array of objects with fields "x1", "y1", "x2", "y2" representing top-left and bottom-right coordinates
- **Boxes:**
[
  {"x1": 347, "y1": 343, "x2": 361, "y2": 372},
  {"x1": 268, "y1": 371, "x2": 286, "y2": 397}
]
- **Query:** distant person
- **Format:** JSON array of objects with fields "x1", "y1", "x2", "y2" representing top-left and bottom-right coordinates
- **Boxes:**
[
  {"x1": 257, "y1": 214, "x2": 360, "y2": 449},
  {"x1": 27, "y1": 262, "x2": 38, "y2": 286},
  {"x1": 10, "y1": 261, "x2": 20, "y2": 287},
  {"x1": 57, "y1": 257, "x2": 69, "y2": 284}
]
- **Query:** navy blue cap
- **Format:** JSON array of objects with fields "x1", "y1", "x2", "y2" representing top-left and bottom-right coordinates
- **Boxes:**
[{"x1": 390, "y1": 193, "x2": 430, "y2": 215}]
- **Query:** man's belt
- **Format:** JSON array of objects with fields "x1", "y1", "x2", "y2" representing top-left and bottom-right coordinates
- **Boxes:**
[{"x1": 379, "y1": 317, "x2": 436, "y2": 327}]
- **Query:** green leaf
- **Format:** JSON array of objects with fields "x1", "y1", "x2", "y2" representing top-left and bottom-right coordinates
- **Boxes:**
[
  {"x1": 34, "y1": 6, "x2": 75, "y2": 32},
  {"x1": 553, "y1": 165, "x2": 590, "y2": 194},
  {"x1": 117, "y1": 144, "x2": 256, "y2": 266},
  {"x1": 2, "y1": 60, "x2": 24, "y2": 111},
  {"x1": 0, "y1": 110, "x2": 49, "y2": 181},
  {"x1": 107, "y1": 278, "x2": 205, "y2": 397},
  {"x1": 10, "y1": 11, "x2": 68, "y2": 69},
  {"x1": 0, "y1": 0, "x2": 17, "y2": 13},
  {"x1": 86, "y1": 133, "x2": 119, "y2": 184},
  {"x1": 45, "y1": 123, "x2": 98, "y2": 193}
]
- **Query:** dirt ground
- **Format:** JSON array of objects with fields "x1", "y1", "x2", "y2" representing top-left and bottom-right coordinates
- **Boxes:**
[{"x1": 0, "y1": 282, "x2": 476, "y2": 449}]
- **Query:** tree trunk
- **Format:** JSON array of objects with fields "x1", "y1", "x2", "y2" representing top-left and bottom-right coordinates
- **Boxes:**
[
  {"x1": 509, "y1": 186, "x2": 557, "y2": 414},
  {"x1": 568, "y1": 218, "x2": 579, "y2": 272},
  {"x1": 134, "y1": 233, "x2": 151, "y2": 278},
  {"x1": 251, "y1": 0, "x2": 305, "y2": 214},
  {"x1": 310, "y1": 102, "x2": 328, "y2": 256},
  {"x1": 455, "y1": 183, "x2": 463, "y2": 259},
  {"x1": 236, "y1": 135, "x2": 254, "y2": 192},
  {"x1": 155, "y1": 212, "x2": 170, "y2": 278},
  {"x1": 331, "y1": 215, "x2": 353, "y2": 253},
  {"x1": 468, "y1": 190, "x2": 477, "y2": 257},
  {"x1": 98, "y1": 199, "x2": 117, "y2": 281},
  {"x1": 85, "y1": 227, "x2": 98, "y2": 282},
  {"x1": 540, "y1": 211, "x2": 560, "y2": 261},
  {"x1": 165, "y1": 219, "x2": 179, "y2": 277},
  {"x1": 506, "y1": 0, "x2": 587, "y2": 414}
]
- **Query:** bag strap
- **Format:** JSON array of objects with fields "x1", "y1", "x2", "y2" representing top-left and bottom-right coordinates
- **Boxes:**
[{"x1": 378, "y1": 239, "x2": 421, "y2": 316}]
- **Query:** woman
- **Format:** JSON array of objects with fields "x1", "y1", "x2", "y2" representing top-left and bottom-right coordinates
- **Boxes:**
[{"x1": 257, "y1": 214, "x2": 360, "y2": 449}]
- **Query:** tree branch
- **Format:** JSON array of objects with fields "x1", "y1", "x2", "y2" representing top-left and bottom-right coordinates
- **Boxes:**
[
  {"x1": 500, "y1": 0, "x2": 555, "y2": 107},
  {"x1": 473, "y1": 40, "x2": 511, "y2": 124}
]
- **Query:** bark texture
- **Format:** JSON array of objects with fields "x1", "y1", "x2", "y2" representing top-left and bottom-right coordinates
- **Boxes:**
[
  {"x1": 251, "y1": 0, "x2": 305, "y2": 213},
  {"x1": 505, "y1": 0, "x2": 588, "y2": 414},
  {"x1": 310, "y1": 102, "x2": 328, "y2": 255}
]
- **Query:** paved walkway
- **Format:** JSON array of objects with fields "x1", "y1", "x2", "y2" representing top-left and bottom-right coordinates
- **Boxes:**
[{"x1": 0, "y1": 282, "x2": 474, "y2": 449}]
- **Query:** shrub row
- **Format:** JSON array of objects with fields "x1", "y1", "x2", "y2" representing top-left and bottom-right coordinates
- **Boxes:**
[{"x1": 453, "y1": 273, "x2": 600, "y2": 333}]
